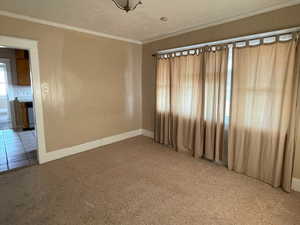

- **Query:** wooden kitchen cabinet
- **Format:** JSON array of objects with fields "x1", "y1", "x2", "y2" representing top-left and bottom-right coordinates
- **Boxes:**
[
  {"x1": 13, "y1": 99, "x2": 32, "y2": 130},
  {"x1": 15, "y1": 50, "x2": 31, "y2": 86},
  {"x1": 16, "y1": 49, "x2": 28, "y2": 59}
]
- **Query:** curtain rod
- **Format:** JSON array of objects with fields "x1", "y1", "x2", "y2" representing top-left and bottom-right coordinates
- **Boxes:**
[{"x1": 152, "y1": 26, "x2": 300, "y2": 56}]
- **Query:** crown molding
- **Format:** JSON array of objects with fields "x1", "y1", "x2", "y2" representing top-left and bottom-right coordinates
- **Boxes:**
[
  {"x1": 142, "y1": 0, "x2": 300, "y2": 44},
  {"x1": 0, "y1": 10, "x2": 142, "y2": 45}
]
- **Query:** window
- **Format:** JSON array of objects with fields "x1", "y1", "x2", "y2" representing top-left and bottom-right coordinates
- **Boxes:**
[
  {"x1": 0, "y1": 64, "x2": 8, "y2": 97},
  {"x1": 224, "y1": 47, "x2": 233, "y2": 128},
  {"x1": 156, "y1": 59, "x2": 170, "y2": 113}
]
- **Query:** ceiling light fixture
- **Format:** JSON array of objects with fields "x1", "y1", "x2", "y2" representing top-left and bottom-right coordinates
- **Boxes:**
[{"x1": 112, "y1": 0, "x2": 142, "y2": 13}]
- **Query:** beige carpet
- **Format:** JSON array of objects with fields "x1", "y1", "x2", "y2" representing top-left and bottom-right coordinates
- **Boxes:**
[{"x1": 0, "y1": 136, "x2": 300, "y2": 225}]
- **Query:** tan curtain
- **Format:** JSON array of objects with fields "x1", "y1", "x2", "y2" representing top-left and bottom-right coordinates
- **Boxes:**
[
  {"x1": 169, "y1": 54, "x2": 204, "y2": 157},
  {"x1": 202, "y1": 49, "x2": 228, "y2": 161},
  {"x1": 155, "y1": 48, "x2": 228, "y2": 161},
  {"x1": 228, "y1": 39, "x2": 300, "y2": 192},
  {"x1": 155, "y1": 58, "x2": 171, "y2": 145}
]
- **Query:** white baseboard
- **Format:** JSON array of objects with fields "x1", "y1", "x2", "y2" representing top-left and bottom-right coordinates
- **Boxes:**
[
  {"x1": 39, "y1": 129, "x2": 144, "y2": 164},
  {"x1": 292, "y1": 178, "x2": 300, "y2": 192},
  {"x1": 142, "y1": 129, "x2": 154, "y2": 138}
]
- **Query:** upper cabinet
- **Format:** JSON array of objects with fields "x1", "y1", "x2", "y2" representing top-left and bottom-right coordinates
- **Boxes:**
[{"x1": 15, "y1": 50, "x2": 31, "y2": 86}]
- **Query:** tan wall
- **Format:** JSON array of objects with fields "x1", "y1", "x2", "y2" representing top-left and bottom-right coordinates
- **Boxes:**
[
  {"x1": 0, "y1": 15, "x2": 142, "y2": 152},
  {"x1": 141, "y1": 4, "x2": 300, "y2": 179}
]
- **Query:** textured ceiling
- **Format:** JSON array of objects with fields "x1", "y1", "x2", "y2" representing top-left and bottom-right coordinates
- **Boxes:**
[{"x1": 0, "y1": 0, "x2": 299, "y2": 43}]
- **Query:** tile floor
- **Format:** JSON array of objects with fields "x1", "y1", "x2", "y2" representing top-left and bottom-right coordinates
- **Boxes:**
[
  {"x1": 0, "y1": 129, "x2": 37, "y2": 172},
  {"x1": 0, "y1": 113, "x2": 12, "y2": 130}
]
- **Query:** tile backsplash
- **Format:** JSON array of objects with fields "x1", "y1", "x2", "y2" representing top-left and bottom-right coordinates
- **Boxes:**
[{"x1": 13, "y1": 86, "x2": 32, "y2": 100}]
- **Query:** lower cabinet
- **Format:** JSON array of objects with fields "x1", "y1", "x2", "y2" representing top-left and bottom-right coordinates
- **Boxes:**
[{"x1": 13, "y1": 99, "x2": 34, "y2": 130}]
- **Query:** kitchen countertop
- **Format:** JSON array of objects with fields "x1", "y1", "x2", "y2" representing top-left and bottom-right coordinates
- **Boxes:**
[{"x1": 15, "y1": 97, "x2": 33, "y2": 103}]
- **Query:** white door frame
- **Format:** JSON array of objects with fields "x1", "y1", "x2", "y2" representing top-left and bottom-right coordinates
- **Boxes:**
[{"x1": 0, "y1": 35, "x2": 46, "y2": 164}]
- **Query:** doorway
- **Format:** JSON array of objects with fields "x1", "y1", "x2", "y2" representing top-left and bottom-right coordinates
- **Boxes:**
[
  {"x1": 0, "y1": 35, "x2": 47, "y2": 169},
  {"x1": 0, "y1": 48, "x2": 38, "y2": 172}
]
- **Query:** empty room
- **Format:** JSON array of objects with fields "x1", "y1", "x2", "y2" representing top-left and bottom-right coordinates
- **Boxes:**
[{"x1": 0, "y1": 0, "x2": 300, "y2": 225}]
